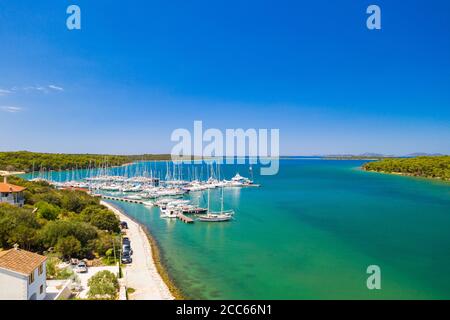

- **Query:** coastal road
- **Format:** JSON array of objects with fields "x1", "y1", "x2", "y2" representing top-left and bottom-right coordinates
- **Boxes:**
[{"x1": 101, "y1": 201, "x2": 174, "y2": 300}]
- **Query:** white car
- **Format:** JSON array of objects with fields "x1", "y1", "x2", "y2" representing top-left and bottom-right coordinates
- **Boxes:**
[{"x1": 74, "y1": 261, "x2": 88, "y2": 273}]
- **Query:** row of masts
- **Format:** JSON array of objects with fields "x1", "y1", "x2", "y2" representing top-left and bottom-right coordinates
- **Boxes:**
[
  {"x1": 30, "y1": 160, "x2": 239, "y2": 184},
  {"x1": 29, "y1": 160, "x2": 260, "y2": 224}
]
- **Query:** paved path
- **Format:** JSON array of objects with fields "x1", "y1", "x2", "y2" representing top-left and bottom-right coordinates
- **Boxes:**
[{"x1": 101, "y1": 201, "x2": 174, "y2": 300}]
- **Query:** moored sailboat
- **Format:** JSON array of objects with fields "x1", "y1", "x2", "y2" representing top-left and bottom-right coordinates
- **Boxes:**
[{"x1": 197, "y1": 188, "x2": 233, "y2": 222}]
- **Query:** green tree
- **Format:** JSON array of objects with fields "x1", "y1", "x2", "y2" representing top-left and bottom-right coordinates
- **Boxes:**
[
  {"x1": 81, "y1": 206, "x2": 120, "y2": 232},
  {"x1": 0, "y1": 176, "x2": 122, "y2": 261},
  {"x1": 8, "y1": 225, "x2": 38, "y2": 251},
  {"x1": 39, "y1": 220, "x2": 98, "y2": 248},
  {"x1": 36, "y1": 201, "x2": 61, "y2": 220},
  {"x1": 363, "y1": 156, "x2": 450, "y2": 181},
  {"x1": 90, "y1": 210, "x2": 120, "y2": 233},
  {"x1": 0, "y1": 151, "x2": 171, "y2": 172},
  {"x1": 87, "y1": 270, "x2": 119, "y2": 300},
  {"x1": 55, "y1": 236, "x2": 81, "y2": 258},
  {"x1": 0, "y1": 203, "x2": 40, "y2": 250},
  {"x1": 88, "y1": 231, "x2": 117, "y2": 256},
  {"x1": 0, "y1": 205, "x2": 16, "y2": 247},
  {"x1": 60, "y1": 191, "x2": 98, "y2": 213}
]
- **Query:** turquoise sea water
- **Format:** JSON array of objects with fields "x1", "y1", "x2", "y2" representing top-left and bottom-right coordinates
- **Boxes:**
[{"x1": 26, "y1": 159, "x2": 450, "y2": 299}]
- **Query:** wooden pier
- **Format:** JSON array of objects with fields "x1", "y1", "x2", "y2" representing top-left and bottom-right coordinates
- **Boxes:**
[
  {"x1": 98, "y1": 195, "x2": 144, "y2": 204},
  {"x1": 99, "y1": 194, "x2": 194, "y2": 224},
  {"x1": 177, "y1": 213, "x2": 194, "y2": 223}
]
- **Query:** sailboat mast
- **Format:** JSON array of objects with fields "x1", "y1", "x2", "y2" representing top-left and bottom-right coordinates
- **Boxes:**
[
  {"x1": 207, "y1": 188, "x2": 210, "y2": 213},
  {"x1": 221, "y1": 187, "x2": 224, "y2": 213}
]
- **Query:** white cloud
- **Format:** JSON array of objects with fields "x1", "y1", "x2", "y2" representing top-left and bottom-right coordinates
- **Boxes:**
[
  {"x1": 23, "y1": 85, "x2": 48, "y2": 93},
  {"x1": 0, "y1": 106, "x2": 22, "y2": 113},
  {"x1": 1, "y1": 85, "x2": 65, "y2": 94},
  {"x1": 48, "y1": 85, "x2": 64, "y2": 91},
  {"x1": 0, "y1": 89, "x2": 12, "y2": 96}
]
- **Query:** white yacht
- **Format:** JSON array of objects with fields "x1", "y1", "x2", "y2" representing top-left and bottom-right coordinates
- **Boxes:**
[
  {"x1": 160, "y1": 207, "x2": 179, "y2": 219},
  {"x1": 143, "y1": 200, "x2": 154, "y2": 207}
]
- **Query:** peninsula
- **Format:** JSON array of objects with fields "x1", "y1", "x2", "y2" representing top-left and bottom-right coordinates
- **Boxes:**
[{"x1": 362, "y1": 156, "x2": 450, "y2": 181}]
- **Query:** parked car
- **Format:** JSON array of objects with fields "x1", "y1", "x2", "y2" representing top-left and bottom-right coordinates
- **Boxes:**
[
  {"x1": 121, "y1": 252, "x2": 132, "y2": 264},
  {"x1": 122, "y1": 237, "x2": 130, "y2": 245},
  {"x1": 74, "y1": 261, "x2": 88, "y2": 273},
  {"x1": 122, "y1": 244, "x2": 133, "y2": 255},
  {"x1": 120, "y1": 221, "x2": 128, "y2": 229},
  {"x1": 70, "y1": 258, "x2": 79, "y2": 265}
]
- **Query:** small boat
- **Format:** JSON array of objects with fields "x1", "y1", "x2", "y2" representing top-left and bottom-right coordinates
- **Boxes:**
[
  {"x1": 142, "y1": 201, "x2": 154, "y2": 207},
  {"x1": 167, "y1": 199, "x2": 191, "y2": 206},
  {"x1": 155, "y1": 198, "x2": 180, "y2": 207},
  {"x1": 229, "y1": 172, "x2": 258, "y2": 187},
  {"x1": 181, "y1": 206, "x2": 208, "y2": 214},
  {"x1": 231, "y1": 173, "x2": 245, "y2": 182},
  {"x1": 160, "y1": 208, "x2": 179, "y2": 219},
  {"x1": 125, "y1": 194, "x2": 142, "y2": 200}
]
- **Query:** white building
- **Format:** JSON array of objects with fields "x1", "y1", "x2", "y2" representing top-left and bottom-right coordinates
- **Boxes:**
[{"x1": 0, "y1": 245, "x2": 47, "y2": 300}]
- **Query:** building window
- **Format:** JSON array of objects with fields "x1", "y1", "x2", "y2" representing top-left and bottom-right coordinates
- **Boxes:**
[
  {"x1": 38, "y1": 264, "x2": 43, "y2": 275},
  {"x1": 28, "y1": 271, "x2": 34, "y2": 284},
  {"x1": 40, "y1": 285, "x2": 43, "y2": 294}
]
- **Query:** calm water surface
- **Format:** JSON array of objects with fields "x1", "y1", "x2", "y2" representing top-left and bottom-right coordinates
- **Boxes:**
[
  {"x1": 27, "y1": 159, "x2": 450, "y2": 299},
  {"x1": 108, "y1": 160, "x2": 450, "y2": 299}
]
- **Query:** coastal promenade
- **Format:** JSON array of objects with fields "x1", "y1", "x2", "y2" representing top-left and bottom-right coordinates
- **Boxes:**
[{"x1": 101, "y1": 201, "x2": 174, "y2": 300}]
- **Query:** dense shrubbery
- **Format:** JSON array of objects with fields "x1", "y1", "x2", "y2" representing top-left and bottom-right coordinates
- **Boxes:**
[
  {"x1": 46, "y1": 256, "x2": 77, "y2": 280},
  {"x1": 87, "y1": 270, "x2": 119, "y2": 300},
  {"x1": 39, "y1": 220, "x2": 98, "y2": 249},
  {"x1": 80, "y1": 205, "x2": 121, "y2": 233},
  {"x1": 0, "y1": 204, "x2": 40, "y2": 250},
  {"x1": 0, "y1": 151, "x2": 171, "y2": 172},
  {"x1": 363, "y1": 156, "x2": 450, "y2": 180},
  {"x1": 0, "y1": 176, "x2": 121, "y2": 259},
  {"x1": 55, "y1": 236, "x2": 82, "y2": 259}
]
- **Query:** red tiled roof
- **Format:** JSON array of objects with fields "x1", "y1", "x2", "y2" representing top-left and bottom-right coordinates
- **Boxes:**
[
  {"x1": 0, "y1": 248, "x2": 46, "y2": 275},
  {"x1": 0, "y1": 183, "x2": 26, "y2": 193}
]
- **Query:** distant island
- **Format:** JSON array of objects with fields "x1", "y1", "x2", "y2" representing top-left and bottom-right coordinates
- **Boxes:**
[
  {"x1": 0, "y1": 151, "x2": 173, "y2": 173},
  {"x1": 324, "y1": 155, "x2": 389, "y2": 160},
  {"x1": 362, "y1": 156, "x2": 450, "y2": 181},
  {"x1": 324, "y1": 152, "x2": 444, "y2": 160}
]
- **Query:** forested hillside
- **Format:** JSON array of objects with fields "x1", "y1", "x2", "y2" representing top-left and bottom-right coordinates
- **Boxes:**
[
  {"x1": 0, "y1": 151, "x2": 171, "y2": 172},
  {"x1": 363, "y1": 156, "x2": 450, "y2": 181}
]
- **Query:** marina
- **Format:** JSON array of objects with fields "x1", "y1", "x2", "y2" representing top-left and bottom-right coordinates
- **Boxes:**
[{"x1": 27, "y1": 161, "x2": 259, "y2": 224}]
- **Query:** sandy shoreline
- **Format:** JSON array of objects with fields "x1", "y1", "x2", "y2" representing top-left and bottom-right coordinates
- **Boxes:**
[{"x1": 100, "y1": 200, "x2": 175, "y2": 300}]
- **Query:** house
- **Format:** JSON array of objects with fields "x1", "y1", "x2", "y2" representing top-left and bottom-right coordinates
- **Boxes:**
[
  {"x1": 0, "y1": 245, "x2": 47, "y2": 300},
  {"x1": 0, "y1": 176, "x2": 26, "y2": 207}
]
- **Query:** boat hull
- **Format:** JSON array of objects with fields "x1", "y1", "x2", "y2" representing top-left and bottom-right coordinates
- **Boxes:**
[{"x1": 197, "y1": 215, "x2": 233, "y2": 222}]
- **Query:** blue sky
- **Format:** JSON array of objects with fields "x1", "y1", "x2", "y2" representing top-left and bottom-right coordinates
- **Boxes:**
[{"x1": 0, "y1": 0, "x2": 449, "y2": 155}]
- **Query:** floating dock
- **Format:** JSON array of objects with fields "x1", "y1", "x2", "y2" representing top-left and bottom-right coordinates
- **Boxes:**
[
  {"x1": 97, "y1": 194, "x2": 144, "y2": 204},
  {"x1": 177, "y1": 213, "x2": 194, "y2": 223}
]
